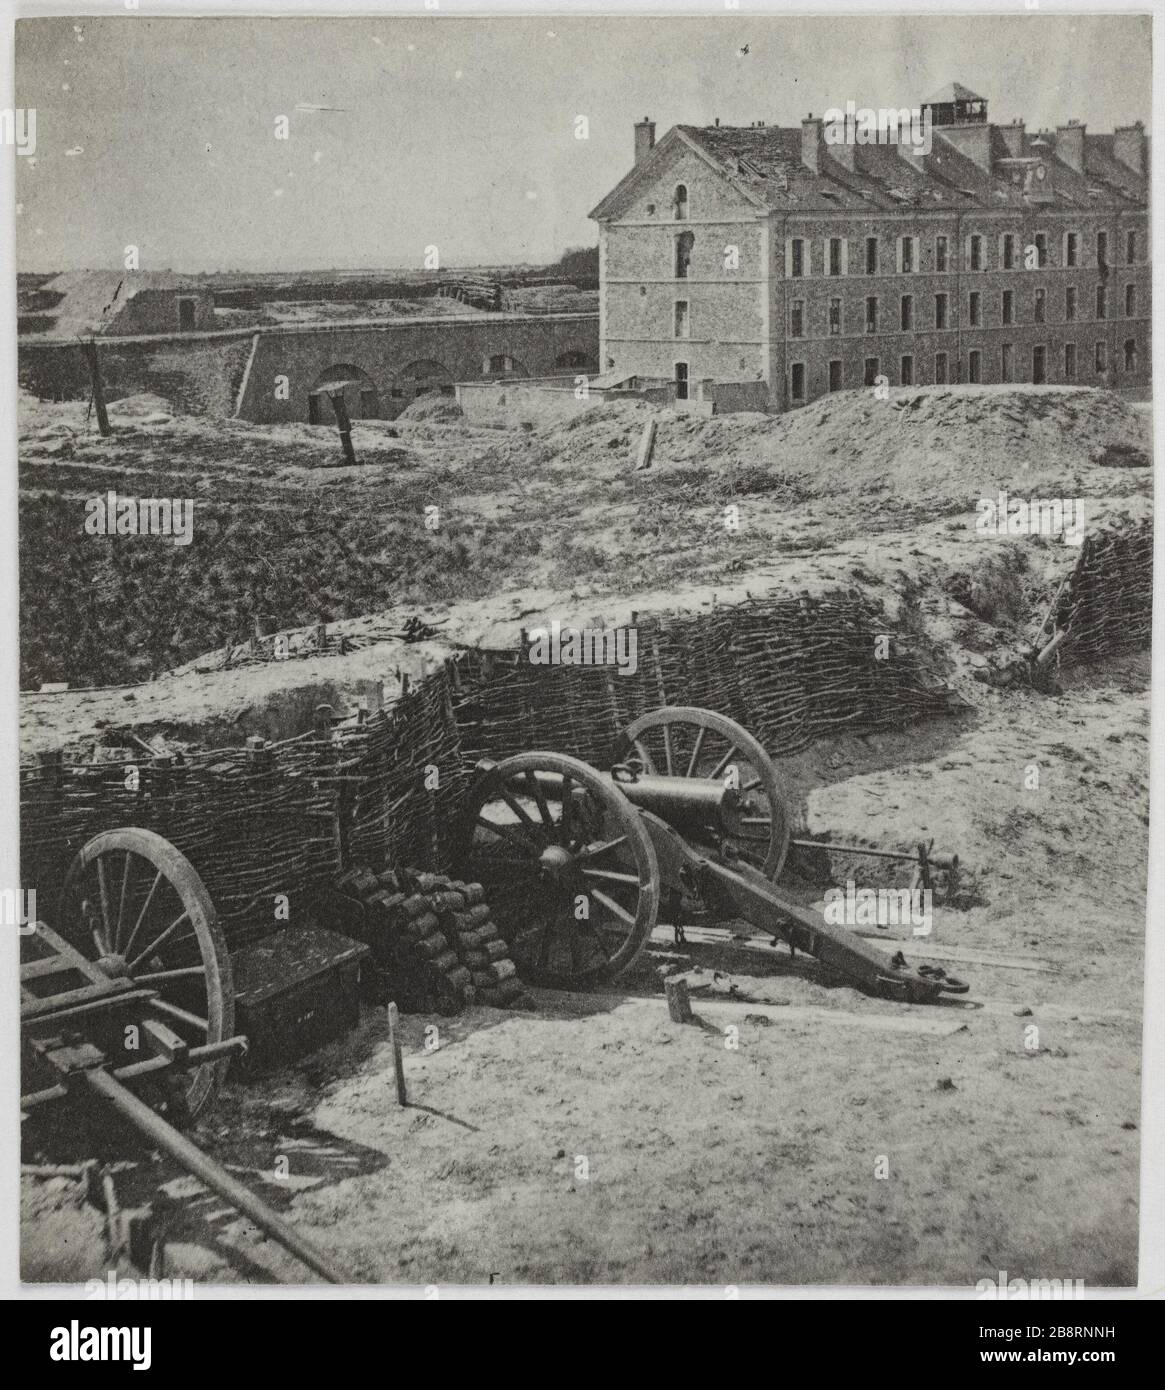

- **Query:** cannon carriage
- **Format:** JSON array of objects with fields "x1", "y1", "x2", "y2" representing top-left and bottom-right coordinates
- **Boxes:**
[{"x1": 459, "y1": 706, "x2": 968, "y2": 1003}]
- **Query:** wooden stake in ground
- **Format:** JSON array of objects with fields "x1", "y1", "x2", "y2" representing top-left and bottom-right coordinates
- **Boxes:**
[
  {"x1": 634, "y1": 418, "x2": 657, "y2": 471},
  {"x1": 81, "y1": 338, "x2": 111, "y2": 437},
  {"x1": 665, "y1": 976, "x2": 693, "y2": 1024},
  {"x1": 328, "y1": 388, "x2": 358, "y2": 466},
  {"x1": 387, "y1": 1002, "x2": 407, "y2": 1105}
]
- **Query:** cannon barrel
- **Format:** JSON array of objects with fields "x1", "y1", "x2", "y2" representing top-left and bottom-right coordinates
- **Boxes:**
[{"x1": 522, "y1": 767, "x2": 744, "y2": 839}]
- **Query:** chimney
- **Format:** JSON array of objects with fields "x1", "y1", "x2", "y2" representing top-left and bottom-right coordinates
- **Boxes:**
[
  {"x1": 801, "y1": 113, "x2": 823, "y2": 173},
  {"x1": 1113, "y1": 120, "x2": 1146, "y2": 176},
  {"x1": 634, "y1": 117, "x2": 656, "y2": 166},
  {"x1": 1056, "y1": 119, "x2": 1086, "y2": 174},
  {"x1": 1000, "y1": 119, "x2": 1026, "y2": 158}
]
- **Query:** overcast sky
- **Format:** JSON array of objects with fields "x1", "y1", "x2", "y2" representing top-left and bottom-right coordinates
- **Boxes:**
[{"x1": 14, "y1": 12, "x2": 1152, "y2": 273}]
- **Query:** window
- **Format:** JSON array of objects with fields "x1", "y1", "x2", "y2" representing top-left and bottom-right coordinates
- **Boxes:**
[
  {"x1": 969, "y1": 235, "x2": 983, "y2": 271},
  {"x1": 935, "y1": 352, "x2": 948, "y2": 384},
  {"x1": 1095, "y1": 340, "x2": 1108, "y2": 373},
  {"x1": 866, "y1": 237, "x2": 878, "y2": 275},
  {"x1": 488, "y1": 353, "x2": 515, "y2": 373},
  {"x1": 969, "y1": 291, "x2": 981, "y2": 327},
  {"x1": 935, "y1": 293, "x2": 948, "y2": 330},
  {"x1": 865, "y1": 295, "x2": 878, "y2": 334},
  {"x1": 790, "y1": 238, "x2": 806, "y2": 277},
  {"x1": 1065, "y1": 287, "x2": 1077, "y2": 322},
  {"x1": 1001, "y1": 343, "x2": 1014, "y2": 382},
  {"x1": 1096, "y1": 285, "x2": 1107, "y2": 320},
  {"x1": 1032, "y1": 345, "x2": 1046, "y2": 385},
  {"x1": 1124, "y1": 338, "x2": 1137, "y2": 372},
  {"x1": 1001, "y1": 234, "x2": 1015, "y2": 271},
  {"x1": 1127, "y1": 230, "x2": 1136, "y2": 264},
  {"x1": 1125, "y1": 284, "x2": 1136, "y2": 317},
  {"x1": 900, "y1": 355, "x2": 914, "y2": 386},
  {"x1": 1034, "y1": 288, "x2": 1045, "y2": 324},
  {"x1": 864, "y1": 357, "x2": 879, "y2": 387},
  {"x1": 675, "y1": 361, "x2": 689, "y2": 401},
  {"x1": 1065, "y1": 232, "x2": 1078, "y2": 267},
  {"x1": 1034, "y1": 232, "x2": 1048, "y2": 267},
  {"x1": 675, "y1": 231, "x2": 694, "y2": 279},
  {"x1": 790, "y1": 300, "x2": 804, "y2": 338},
  {"x1": 829, "y1": 360, "x2": 843, "y2": 392},
  {"x1": 674, "y1": 184, "x2": 688, "y2": 221},
  {"x1": 1064, "y1": 343, "x2": 1076, "y2": 380},
  {"x1": 900, "y1": 294, "x2": 913, "y2": 331},
  {"x1": 935, "y1": 236, "x2": 948, "y2": 272},
  {"x1": 674, "y1": 301, "x2": 690, "y2": 338},
  {"x1": 827, "y1": 237, "x2": 845, "y2": 276},
  {"x1": 968, "y1": 349, "x2": 982, "y2": 383},
  {"x1": 829, "y1": 297, "x2": 842, "y2": 335},
  {"x1": 898, "y1": 236, "x2": 916, "y2": 273},
  {"x1": 791, "y1": 362, "x2": 805, "y2": 401},
  {"x1": 1002, "y1": 290, "x2": 1014, "y2": 326},
  {"x1": 1097, "y1": 231, "x2": 1108, "y2": 269}
]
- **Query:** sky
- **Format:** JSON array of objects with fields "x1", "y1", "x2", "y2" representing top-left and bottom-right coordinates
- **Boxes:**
[{"x1": 13, "y1": 12, "x2": 1153, "y2": 273}]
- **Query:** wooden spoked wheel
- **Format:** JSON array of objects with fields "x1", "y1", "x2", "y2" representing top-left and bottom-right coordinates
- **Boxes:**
[
  {"x1": 61, "y1": 828, "x2": 234, "y2": 1120},
  {"x1": 613, "y1": 706, "x2": 791, "y2": 880},
  {"x1": 460, "y1": 752, "x2": 661, "y2": 987}
]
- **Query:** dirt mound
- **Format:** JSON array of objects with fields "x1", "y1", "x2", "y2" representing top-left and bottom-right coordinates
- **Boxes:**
[
  {"x1": 396, "y1": 394, "x2": 465, "y2": 423},
  {"x1": 512, "y1": 386, "x2": 1150, "y2": 511}
]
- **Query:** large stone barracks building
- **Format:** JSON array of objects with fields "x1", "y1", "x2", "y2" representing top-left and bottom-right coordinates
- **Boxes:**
[{"x1": 589, "y1": 85, "x2": 1149, "y2": 412}]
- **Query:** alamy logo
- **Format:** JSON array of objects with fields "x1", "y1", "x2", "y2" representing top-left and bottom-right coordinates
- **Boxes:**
[
  {"x1": 0, "y1": 107, "x2": 36, "y2": 156},
  {"x1": 823, "y1": 880, "x2": 932, "y2": 936},
  {"x1": 526, "y1": 620, "x2": 638, "y2": 677},
  {"x1": 975, "y1": 493, "x2": 1086, "y2": 545},
  {"x1": 49, "y1": 1321, "x2": 152, "y2": 1370},
  {"x1": 84, "y1": 491, "x2": 195, "y2": 545},
  {"x1": 823, "y1": 101, "x2": 932, "y2": 156},
  {"x1": 975, "y1": 1271, "x2": 1086, "y2": 1300}
]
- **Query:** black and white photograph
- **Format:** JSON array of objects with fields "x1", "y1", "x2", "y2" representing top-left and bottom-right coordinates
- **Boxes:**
[{"x1": 3, "y1": 2, "x2": 1161, "y2": 1323}]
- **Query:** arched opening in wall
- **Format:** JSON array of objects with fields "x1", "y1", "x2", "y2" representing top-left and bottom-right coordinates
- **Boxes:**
[
  {"x1": 674, "y1": 183, "x2": 689, "y2": 220},
  {"x1": 675, "y1": 231, "x2": 694, "y2": 279},
  {"x1": 393, "y1": 359, "x2": 455, "y2": 407},
  {"x1": 307, "y1": 364, "x2": 380, "y2": 423},
  {"x1": 555, "y1": 350, "x2": 592, "y2": 371},
  {"x1": 481, "y1": 353, "x2": 531, "y2": 378}
]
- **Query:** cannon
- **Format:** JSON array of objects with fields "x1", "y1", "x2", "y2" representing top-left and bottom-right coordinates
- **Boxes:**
[
  {"x1": 458, "y1": 707, "x2": 968, "y2": 1004},
  {"x1": 20, "y1": 827, "x2": 348, "y2": 1283}
]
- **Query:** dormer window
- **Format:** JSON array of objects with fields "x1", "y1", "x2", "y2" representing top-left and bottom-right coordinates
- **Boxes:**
[{"x1": 674, "y1": 184, "x2": 689, "y2": 221}]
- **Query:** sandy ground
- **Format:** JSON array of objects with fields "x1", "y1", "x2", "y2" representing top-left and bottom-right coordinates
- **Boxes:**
[
  {"x1": 23, "y1": 654, "x2": 1146, "y2": 1287},
  {"x1": 18, "y1": 384, "x2": 1150, "y2": 1286}
]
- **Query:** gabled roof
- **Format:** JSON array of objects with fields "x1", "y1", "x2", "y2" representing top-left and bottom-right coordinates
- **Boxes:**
[
  {"x1": 924, "y1": 82, "x2": 985, "y2": 104},
  {"x1": 590, "y1": 119, "x2": 1147, "y2": 220}
]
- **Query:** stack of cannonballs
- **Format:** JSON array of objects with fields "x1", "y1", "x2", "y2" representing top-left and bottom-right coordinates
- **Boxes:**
[{"x1": 332, "y1": 866, "x2": 530, "y2": 1013}]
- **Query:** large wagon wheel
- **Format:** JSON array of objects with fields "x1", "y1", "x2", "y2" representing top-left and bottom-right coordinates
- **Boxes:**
[
  {"x1": 459, "y1": 752, "x2": 660, "y2": 987},
  {"x1": 61, "y1": 828, "x2": 234, "y2": 1121},
  {"x1": 613, "y1": 706, "x2": 791, "y2": 880}
]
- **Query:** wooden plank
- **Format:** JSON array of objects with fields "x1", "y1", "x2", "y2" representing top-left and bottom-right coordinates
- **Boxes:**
[
  {"x1": 622, "y1": 994, "x2": 971, "y2": 1037},
  {"x1": 650, "y1": 923, "x2": 1059, "y2": 975},
  {"x1": 854, "y1": 933, "x2": 1060, "y2": 974}
]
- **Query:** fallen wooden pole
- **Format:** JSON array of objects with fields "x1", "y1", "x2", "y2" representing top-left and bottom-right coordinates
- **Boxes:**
[{"x1": 84, "y1": 1066, "x2": 348, "y2": 1284}]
